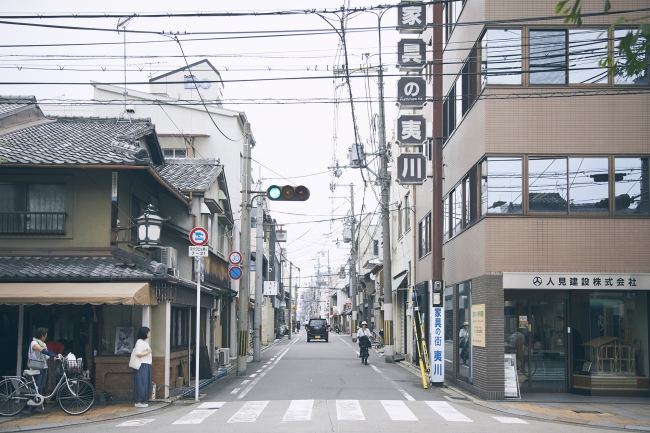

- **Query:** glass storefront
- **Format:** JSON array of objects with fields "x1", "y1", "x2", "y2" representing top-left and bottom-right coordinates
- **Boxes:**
[
  {"x1": 505, "y1": 289, "x2": 650, "y2": 395},
  {"x1": 457, "y1": 282, "x2": 471, "y2": 383}
]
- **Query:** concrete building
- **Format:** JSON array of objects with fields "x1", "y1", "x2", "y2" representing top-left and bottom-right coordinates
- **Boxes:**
[{"x1": 438, "y1": 0, "x2": 650, "y2": 399}]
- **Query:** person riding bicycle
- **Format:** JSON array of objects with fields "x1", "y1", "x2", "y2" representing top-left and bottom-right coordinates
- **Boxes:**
[{"x1": 357, "y1": 321, "x2": 372, "y2": 359}]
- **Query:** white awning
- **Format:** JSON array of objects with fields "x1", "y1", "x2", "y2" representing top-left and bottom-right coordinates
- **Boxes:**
[{"x1": 0, "y1": 282, "x2": 157, "y2": 306}]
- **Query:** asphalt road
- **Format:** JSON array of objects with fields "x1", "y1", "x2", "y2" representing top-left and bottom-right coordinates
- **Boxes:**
[{"x1": 57, "y1": 332, "x2": 619, "y2": 432}]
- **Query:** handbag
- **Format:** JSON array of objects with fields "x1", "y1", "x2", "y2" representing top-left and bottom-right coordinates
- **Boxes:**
[
  {"x1": 129, "y1": 350, "x2": 141, "y2": 370},
  {"x1": 28, "y1": 344, "x2": 47, "y2": 370}
]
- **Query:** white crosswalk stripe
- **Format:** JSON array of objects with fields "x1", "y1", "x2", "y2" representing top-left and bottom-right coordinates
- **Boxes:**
[
  {"x1": 494, "y1": 416, "x2": 528, "y2": 424},
  {"x1": 116, "y1": 419, "x2": 154, "y2": 427},
  {"x1": 425, "y1": 401, "x2": 473, "y2": 422},
  {"x1": 162, "y1": 399, "x2": 528, "y2": 426},
  {"x1": 172, "y1": 409, "x2": 217, "y2": 425},
  {"x1": 381, "y1": 400, "x2": 418, "y2": 421},
  {"x1": 227, "y1": 400, "x2": 269, "y2": 423},
  {"x1": 282, "y1": 399, "x2": 313, "y2": 421},
  {"x1": 336, "y1": 399, "x2": 365, "y2": 420}
]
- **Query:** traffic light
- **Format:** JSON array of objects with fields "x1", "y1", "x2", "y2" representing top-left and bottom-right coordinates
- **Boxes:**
[{"x1": 266, "y1": 185, "x2": 310, "y2": 201}]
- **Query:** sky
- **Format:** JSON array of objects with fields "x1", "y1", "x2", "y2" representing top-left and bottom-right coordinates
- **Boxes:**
[{"x1": 0, "y1": 1, "x2": 405, "y2": 289}]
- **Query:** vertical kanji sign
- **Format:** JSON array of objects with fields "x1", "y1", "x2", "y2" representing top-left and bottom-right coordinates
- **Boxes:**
[
  {"x1": 398, "y1": 2, "x2": 426, "y2": 34},
  {"x1": 431, "y1": 306, "x2": 444, "y2": 383}
]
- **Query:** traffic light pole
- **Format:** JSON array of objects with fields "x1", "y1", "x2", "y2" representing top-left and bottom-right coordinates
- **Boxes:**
[
  {"x1": 349, "y1": 183, "x2": 358, "y2": 343},
  {"x1": 253, "y1": 191, "x2": 264, "y2": 363},
  {"x1": 237, "y1": 122, "x2": 252, "y2": 376},
  {"x1": 378, "y1": 64, "x2": 394, "y2": 363},
  {"x1": 288, "y1": 264, "x2": 292, "y2": 339}
]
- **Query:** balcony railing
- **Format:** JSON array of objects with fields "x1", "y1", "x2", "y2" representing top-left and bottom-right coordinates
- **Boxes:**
[{"x1": 0, "y1": 212, "x2": 67, "y2": 235}]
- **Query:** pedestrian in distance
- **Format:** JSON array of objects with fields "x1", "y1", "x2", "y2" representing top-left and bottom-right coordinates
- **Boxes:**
[{"x1": 131, "y1": 327, "x2": 153, "y2": 408}]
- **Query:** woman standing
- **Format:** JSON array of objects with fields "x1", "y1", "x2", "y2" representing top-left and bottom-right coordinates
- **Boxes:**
[
  {"x1": 29, "y1": 328, "x2": 58, "y2": 411},
  {"x1": 132, "y1": 327, "x2": 152, "y2": 408}
]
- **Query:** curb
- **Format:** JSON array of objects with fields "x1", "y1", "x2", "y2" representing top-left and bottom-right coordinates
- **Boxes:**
[
  {"x1": 394, "y1": 361, "x2": 650, "y2": 432},
  {"x1": 0, "y1": 401, "x2": 172, "y2": 433}
]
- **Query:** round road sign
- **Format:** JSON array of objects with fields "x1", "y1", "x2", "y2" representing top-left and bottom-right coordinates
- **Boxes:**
[
  {"x1": 189, "y1": 227, "x2": 209, "y2": 246},
  {"x1": 228, "y1": 251, "x2": 242, "y2": 265},
  {"x1": 228, "y1": 266, "x2": 243, "y2": 280}
]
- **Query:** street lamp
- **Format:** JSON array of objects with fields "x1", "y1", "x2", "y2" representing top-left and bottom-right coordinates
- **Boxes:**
[{"x1": 136, "y1": 204, "x2": 164, "y2": 247}]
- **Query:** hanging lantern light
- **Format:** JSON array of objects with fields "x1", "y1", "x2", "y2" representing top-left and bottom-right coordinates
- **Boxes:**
[{"x1": 136, "y1": 204, "x2": 164, "y2": 247}]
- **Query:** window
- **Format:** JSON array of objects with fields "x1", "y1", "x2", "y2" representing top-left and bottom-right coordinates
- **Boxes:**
[
  {"x1": 373, "y1": 240, "x2": 379, "y2": 256},
  {"x1": 569, "y1": 157, "x2": 609, "y2": 213},
  {"x1": 0, "y1": 183, "x2": 66, "y2": 235},
  {"x1": 464, "y1": 177, "x2": 471, "y2": 226},
  {"x1": 614, "y1": 30, "x2": 649, "y2": 85},
  {"x1": 457, "y1": 282, "x2": 472, "y2": 382},
  {"x1": 404, "y1": 194, "x2": 411, "y2": 232},
  {"x1": 171, "y1": 307, "x2": 189, "y2": 351},
  {"x1": 100, "y1": 305, "x2": 142, "y2": 355},
  {"x1": 418, "y1": 213, "x2": 431, "y2": 258},
  {"x1": 217, "y1": 221, "x2": 226, "y2": 254},
  {"x1": 569, "y1": 29, "x2": 608, "y2": 84},
  {"x1": 442, "y1": 87, "x2": 455, "y2": 141},
  {"x1": 163, "y1": 149, "x2": 187, "y2": 158},
  {"x1": 443, "y1": 195, "x2": 450, "y2": 241},
  {"x1": 530, "y1": 30, "x2": 568, "y2": 84},
  {"x1": 443, "y1": 0, "x2": 467, "y2": 43},
  {"x1": 481, "y1": 157, "x2": 523, "y2": 214},
  {"x1": 444, "y1": 285, "x2": 454, "y2": 374},
  {"x1": 481, "y1": 29, "x2": 522, "y2": 85},
  {"x1": 615, "y1": 157, "x2": 649, "y2": 214},
  {"x1": 529, "y1": 157, "x2": 568, "y2": 213},
  {"x1": 398, "y1": 204, "x2": 403, "y2": 238},
  {"x1": 452, "y1": 187, "x2": 463, "y2": 235}
]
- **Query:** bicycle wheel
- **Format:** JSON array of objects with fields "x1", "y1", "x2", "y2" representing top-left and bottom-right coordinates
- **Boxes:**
[
  {"x1": 0, "y1": 378, "x2": 30, "y2": 417},
  {"x1": 57, "y1": 379, "x2": 95, "y2": 415}
]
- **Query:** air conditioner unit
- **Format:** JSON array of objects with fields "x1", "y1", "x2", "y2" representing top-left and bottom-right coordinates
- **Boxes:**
[
  {"x1": 217, "y1": 348, "x2": 230, "y2": 366},
  {"x1": 160, "y1": 247, "x2": 178, "y2": 276}
]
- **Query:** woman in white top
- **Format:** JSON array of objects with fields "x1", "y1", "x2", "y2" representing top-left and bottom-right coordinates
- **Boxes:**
[{"x1": 132, "y1": 327, "x2": 152, "y2": 408}]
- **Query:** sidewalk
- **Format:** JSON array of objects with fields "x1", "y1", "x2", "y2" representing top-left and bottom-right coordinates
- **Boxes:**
[
  {"x1": 395, "y1": 359, "x2": 650, "y2": 431},
  {"x1": 0, "y1": 401, "x2": 169, "y2": 432},
  {"x1": 0, "y1": 339, "x2": 289, "y2": 431}
]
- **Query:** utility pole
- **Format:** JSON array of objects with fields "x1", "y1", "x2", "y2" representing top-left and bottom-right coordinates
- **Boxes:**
[
  {"x1": 378, "y1": 64, "x2": 394, "y2": 363},
  {"x1": 253, "y1": 185, "x2": 264, "y2": 362},
  {"x1": 237, "y1": 122, "x2": 251, "y2": 376},
  {"x1": 349, "y1": 183, "x2": 358, "y2": 343},
  {"x1": 287, "y1": 263, "x2": 292, "y2": 339}
]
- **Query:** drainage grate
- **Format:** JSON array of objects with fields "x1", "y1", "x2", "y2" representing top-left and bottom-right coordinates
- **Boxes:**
[
  {"x1": 393, "y1": 380, "x2": 410, "y2": 383},
  {"x1": 449, "y1": 396, "x2": 468, "y2": 400},
  {"x1": 573, "y1": 410, "x2": 601, "y2": 414}
]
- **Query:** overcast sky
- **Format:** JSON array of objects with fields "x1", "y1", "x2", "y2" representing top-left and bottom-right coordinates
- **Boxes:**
[{"x1": 0, "y1": 1, "x2": 406, "y2": 287}]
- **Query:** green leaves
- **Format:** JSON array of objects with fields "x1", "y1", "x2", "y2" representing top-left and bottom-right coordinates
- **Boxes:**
[{"x1": 555, "y1": 0, "x2": 649, "y2": 81}]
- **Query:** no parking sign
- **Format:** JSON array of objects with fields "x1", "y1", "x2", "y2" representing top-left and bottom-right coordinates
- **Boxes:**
[{"x1": 189, "y1": 227, "x2": 209, "y2": 246}]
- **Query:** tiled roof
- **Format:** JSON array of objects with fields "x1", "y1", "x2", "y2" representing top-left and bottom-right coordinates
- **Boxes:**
[
  {"x1": 156, "y1": 158, "x2": 222, "y2": 191},
  {"x1": 0, "y1": 256, "x2": 156, "y2": 280},
  {"x1": 0, "y1": 115, "x2": 156, "y2": 166},
  {"x1": 0, "y1": 96, "x2": 36, "y2": 118}
]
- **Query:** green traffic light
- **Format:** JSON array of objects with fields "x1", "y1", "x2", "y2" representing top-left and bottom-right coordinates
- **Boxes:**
[{"x1": 268, "y1": 186, "x2": 281, "y2": 199}]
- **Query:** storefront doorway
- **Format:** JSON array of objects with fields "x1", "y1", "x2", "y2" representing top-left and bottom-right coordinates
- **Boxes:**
[{"x1": 505, "y1": 291, "x2": 568, "y2": 392}]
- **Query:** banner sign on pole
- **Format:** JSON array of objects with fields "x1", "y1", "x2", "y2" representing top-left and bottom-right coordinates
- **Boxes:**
[
  {"x1": 431, "y1": 306, "x2": 444, "y2": 383},
  {"x1": 398, "y1": 2, "x2": 426, "y2": 34}
]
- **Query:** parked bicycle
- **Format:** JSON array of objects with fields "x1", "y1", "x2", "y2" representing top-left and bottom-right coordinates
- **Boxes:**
[
  {"x1": 372, "y1": 329, "x2": 384, "y2": 349},
  {"x1": 0, "y1": 357, "x2": 95, "y2": 416}
]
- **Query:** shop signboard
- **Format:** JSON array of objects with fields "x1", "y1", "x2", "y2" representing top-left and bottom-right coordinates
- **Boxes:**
[
  {"x1": 430, "y1": 306, "x2": 444, "y2": 383},
  {"x1": 471, "y1": 304, "x2": 485, "y2": 347},
  {"x1": 503, "y1": 272, "x2": 650, "y2": 290}
]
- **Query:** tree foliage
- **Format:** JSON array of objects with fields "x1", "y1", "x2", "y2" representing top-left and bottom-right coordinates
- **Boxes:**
[{"x1": 556, "y1": 0, "x2": 649, "y2": 80}]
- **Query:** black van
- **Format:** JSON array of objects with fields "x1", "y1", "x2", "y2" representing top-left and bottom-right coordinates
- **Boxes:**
[{"x1": 307, "y1": 318, "x2": 329, "y2": 342}]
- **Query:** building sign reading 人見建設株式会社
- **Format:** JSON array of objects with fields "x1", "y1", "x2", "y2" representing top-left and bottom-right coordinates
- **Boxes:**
[{"x1": 503, "y1": 272, "x2": 650, "y2": 290}]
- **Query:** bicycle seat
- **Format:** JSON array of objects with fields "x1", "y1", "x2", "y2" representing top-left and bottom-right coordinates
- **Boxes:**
[{"x1": 23, "y1": 369, "x2": 41, "y2": 376}]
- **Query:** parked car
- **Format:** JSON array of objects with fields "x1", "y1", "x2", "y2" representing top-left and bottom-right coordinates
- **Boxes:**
[{"x1": 306, "y1": 318, "x2": 329, "y2": 342}]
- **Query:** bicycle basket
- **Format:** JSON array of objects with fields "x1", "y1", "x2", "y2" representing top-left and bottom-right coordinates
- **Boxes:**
[{"x1": 63, "y1": 359, "x2": 84, "y2": 375}]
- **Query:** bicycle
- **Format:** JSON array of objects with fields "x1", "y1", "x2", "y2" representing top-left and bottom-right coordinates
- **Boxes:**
[
  {"x1": 372, "y1": 330, "x2": 384, "y2": 349},
  {"x1": 0, "y1": 357, "x2": 95, "y2": 416}
]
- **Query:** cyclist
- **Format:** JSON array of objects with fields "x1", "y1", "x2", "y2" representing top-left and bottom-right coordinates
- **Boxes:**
[
  {"x1": 357, "y1": 321, "x2": 372, "y2": 360},
  {"x1": 28, "y1": 327, "x2": 58, "y2": 410}
]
